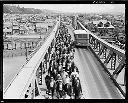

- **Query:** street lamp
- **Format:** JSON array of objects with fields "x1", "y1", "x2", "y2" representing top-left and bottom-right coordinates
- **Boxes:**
[
  {"x1": 25, "y1": 42, "x2": 28, "y2": 61},
  {"x1": 40, "y1": 31, "x2": 42, "y2": 39}
]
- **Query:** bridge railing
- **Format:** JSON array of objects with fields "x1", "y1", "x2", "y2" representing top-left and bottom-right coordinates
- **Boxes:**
[
  {"x1": 77, "y1": 20, "x2": 126, "y2": 97},
  {"x1": 4, "y1": 19, "x2": 60, "y2": 99}
]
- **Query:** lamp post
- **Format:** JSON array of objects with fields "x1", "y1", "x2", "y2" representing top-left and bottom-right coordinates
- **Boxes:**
[
  {"x1": 25, "y1": 42, "x2": 28, "y2": 61},
  {"x1": 40, "y1": 31, "x2": 41, "y2": 39}
]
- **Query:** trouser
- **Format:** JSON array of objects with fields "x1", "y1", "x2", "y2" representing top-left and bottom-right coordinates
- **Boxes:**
[
  {"x1": 65, "y1": 83, "x2": 71, "y2": 96},
  {"x1": 74, "y1": 89, "x2": 81, "y2": 99},
  {"x1": 50, "y1": 87, "x2": 54, "y2": 97},
  {"x1": 58, "y1": 90, "x2": 64, "y2": 98}
]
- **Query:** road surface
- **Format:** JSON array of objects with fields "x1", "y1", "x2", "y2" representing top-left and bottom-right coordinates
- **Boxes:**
[{"x1": 74, "y1": 48, "x2": 122, "y2": 99}]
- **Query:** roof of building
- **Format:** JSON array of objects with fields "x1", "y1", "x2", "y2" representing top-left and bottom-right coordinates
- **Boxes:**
[
  {"x1": 106, "y1": 25, "x2": 115, "y2": 29},
  {"x1": 92, "y1": 20, "x2": 114, "y2": 29},
  {"x1": 19, "y1": 27, "x2": 27, "y2": 31},
  {"x1": 12, "y1": 21, "x2": 19, "y2": 25},
  {"x1": 93, "y1": 20, "x2": 111, "y2": 25},
  {"x1": 98, "y1": 25, "x2": 115, "y2": 29},
  {"x1": 3, "y1": 28, "x2": 12, "y2": 32},
  {"x1": 13, "y1": 26, "x2": 19, "y2": 29},
  {"x1": 4, "y1": 22, "x2": 12, "y2": 27},
  {"x1": 74, "y1": 30, "x2": 88, "y2": 34},
  {"x1": 48, "y1": 23, "x2": 54, "y2": 26},
  {"x1": 36, "y1": 23, "x2": 48, "y2": 28}
]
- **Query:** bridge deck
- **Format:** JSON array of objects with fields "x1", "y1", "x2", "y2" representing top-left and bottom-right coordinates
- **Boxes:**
[
  {"x1": 74, "y1": 47, "x2": 122, "y2": 99},
  {"x1": 68, "y1": 24, "x2": 122, "y2": 99}
]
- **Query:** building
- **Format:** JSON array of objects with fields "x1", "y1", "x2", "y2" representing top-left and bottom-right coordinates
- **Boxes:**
[
  {"x1": 3, "y1": 28, "x2": 12, "y2": 35},
  {"x1": 19, "y1": 24, "x2": 28, "y2": 35},
  {"x1": 36, "y1": 23, "x2": 48, "y2": 33},
  {"x1": 92, "y1": 20, "x2": 115, "y2": 36},
  {"x1": 3, "y1": 22, "x2": 12, "y2": 29},
  {"x1": 12, "y1": 21, "x2": 19, "y2": 35}
]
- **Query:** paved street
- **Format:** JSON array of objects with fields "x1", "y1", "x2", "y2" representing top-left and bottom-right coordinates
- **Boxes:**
[{"x1": 74, "y1": 48, "x2": 122, "y2": 99}]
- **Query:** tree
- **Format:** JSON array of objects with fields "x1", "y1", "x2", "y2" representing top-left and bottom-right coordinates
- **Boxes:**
[
  {"x1": 113, "y1": 27, "x2": 120, "y2": 38},
  {"x1": 117, "y1": 33, "x2": 125, "y2": 44}
]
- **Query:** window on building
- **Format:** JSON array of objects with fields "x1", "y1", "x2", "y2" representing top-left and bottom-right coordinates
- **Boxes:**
[
  {"x1": 77, "y1": 34, "x2": 83, "y2": 38},
  {"x1": 83, "y1": 34, "x2": 87, "y2": 38}
]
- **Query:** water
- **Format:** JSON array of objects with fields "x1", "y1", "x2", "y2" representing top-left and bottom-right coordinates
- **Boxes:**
[{"x1": 3, "y1": 56, "x2": 26, "y2": 91}]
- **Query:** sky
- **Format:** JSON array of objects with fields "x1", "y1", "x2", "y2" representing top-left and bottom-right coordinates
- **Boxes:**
[{"x1": 12, "y1": 4, "x2": 125, "y2": 14}]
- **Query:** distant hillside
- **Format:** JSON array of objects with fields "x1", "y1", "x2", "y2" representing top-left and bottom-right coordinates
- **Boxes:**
[
  {"x1": 3, "y1": 5, "x2": 43, "y2": 14},
  {"x1": 3, "y1": 5, "x2": 76, "y2": 16}
]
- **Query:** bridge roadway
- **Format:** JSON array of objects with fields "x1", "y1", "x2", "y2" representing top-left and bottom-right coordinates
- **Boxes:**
[
  {"x1": 67, "y1": 25, "x2": 122, "y2": 99},
  {"x1": 74, "y1": 48, "x2": 122, "y2": 99}
]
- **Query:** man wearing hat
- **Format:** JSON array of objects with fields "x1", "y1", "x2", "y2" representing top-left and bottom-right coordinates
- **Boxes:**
[
  {"x1": 56, "y1": 79, "x2": 65, "y2": 99},
  {"x1": 65, "y1": 75, "x2": 71, "y2": 85},
  {"x1": 71, "y1": 67, "x2": 79, "y2": 79},
  {"x1": 58, "y1": 63, "x2": 63, "y2": 74},
  {"x1": 56, "y1": 74, "x2": 62, "y2": 81},
  {"x1": 45, "y1": 72, "x2": 50, "y2": 94},
  {"x1": 64, "y1": 92, "x2": 71, "y2": 99},
  {"x1": 62, "y1": 69, "x2": 68, "y2": 84},
  {"x1": 49, "y1": 76, "x2": 56, "y2": 98}
]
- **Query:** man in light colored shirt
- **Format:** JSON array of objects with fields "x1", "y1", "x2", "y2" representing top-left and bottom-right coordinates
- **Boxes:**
[{"x1": 70, "y1": 68, "x2": 79, "y2": 78}]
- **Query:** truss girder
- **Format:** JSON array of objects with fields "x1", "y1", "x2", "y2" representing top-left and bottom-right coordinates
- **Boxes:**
[
  {"x1": 104, "y1": 51, "x2": 113, "y2": 66},
  {"x1": 103, "y1": 47, "x2": 107, "y2": 59},
  {"x1": 111, "y1": 53, "x2": 116, "y2": 70},
  {"x1": 112, "y1": 61, "x2": 125, "y2": 79},
  {"x1": 98, "y1": 45, "x2": 105, "y2": 56},
  {"x1": 77, "y1": 20, "x2": 126, "y2": 98}
]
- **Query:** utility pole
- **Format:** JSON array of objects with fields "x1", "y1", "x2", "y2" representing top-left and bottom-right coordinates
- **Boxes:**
[{"x1": 25, "y1": 42, "x2": 28, "y2": 61}]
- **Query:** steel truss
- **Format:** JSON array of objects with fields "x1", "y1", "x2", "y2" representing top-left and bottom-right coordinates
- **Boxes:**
[{"x1": 88, "y1": 34, "x2": 126, "y2": 97}]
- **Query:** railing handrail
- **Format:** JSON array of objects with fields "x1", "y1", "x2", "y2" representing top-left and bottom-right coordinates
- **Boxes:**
[
  {"x1": 4, "y1": 20, "x2": 60, "y2": 99},
  {"x1": 77, "y1": 20, "x2": 125, "y2": 57}
]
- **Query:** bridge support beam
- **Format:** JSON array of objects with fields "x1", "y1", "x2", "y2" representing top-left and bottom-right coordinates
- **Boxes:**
[{"x1": 77, "y1": 20, "x2": 126, "y2": 98}]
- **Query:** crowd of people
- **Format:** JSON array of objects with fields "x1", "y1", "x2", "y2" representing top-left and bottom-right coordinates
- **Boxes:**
[{"x1": 45, "y1": 23, "x2": 83, "y2": 99}]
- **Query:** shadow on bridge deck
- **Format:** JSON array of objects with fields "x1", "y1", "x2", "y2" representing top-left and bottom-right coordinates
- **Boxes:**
[{"x1": 74, "y1": 47, "x2": 122, "y2": 99}]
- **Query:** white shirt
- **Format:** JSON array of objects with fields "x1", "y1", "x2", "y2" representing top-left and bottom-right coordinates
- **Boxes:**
[
  {"x1": 65, "y1": 77, "x2": 70, "y2": 84},
  {"x1": 50, "y1": 81, "x2": 54, "y2": 87},
  {"x1": 59, "y1": 83, "x2": 63, "y2": 90},
  {"x1": 63, "y1": 71, "x2": 68, "y2": 78},
  {"x1": 68, "y1": 63, "x2": 71, "y2": 68},
  {"x1": 63, "y1": 62, "x2": 66, "y2": 67},
  {"x1": 65, "y1": 94, "x2": 70, "y2": 99},
  {"x1": 70, "y1": 52, "x2": 73, "y2": 57},
  {"x1": 59, "y1": 65, "x2": 62, "y2": 71},
  {"x1": 71, "y1": 71, "x2": 79, "y2": 78}
]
